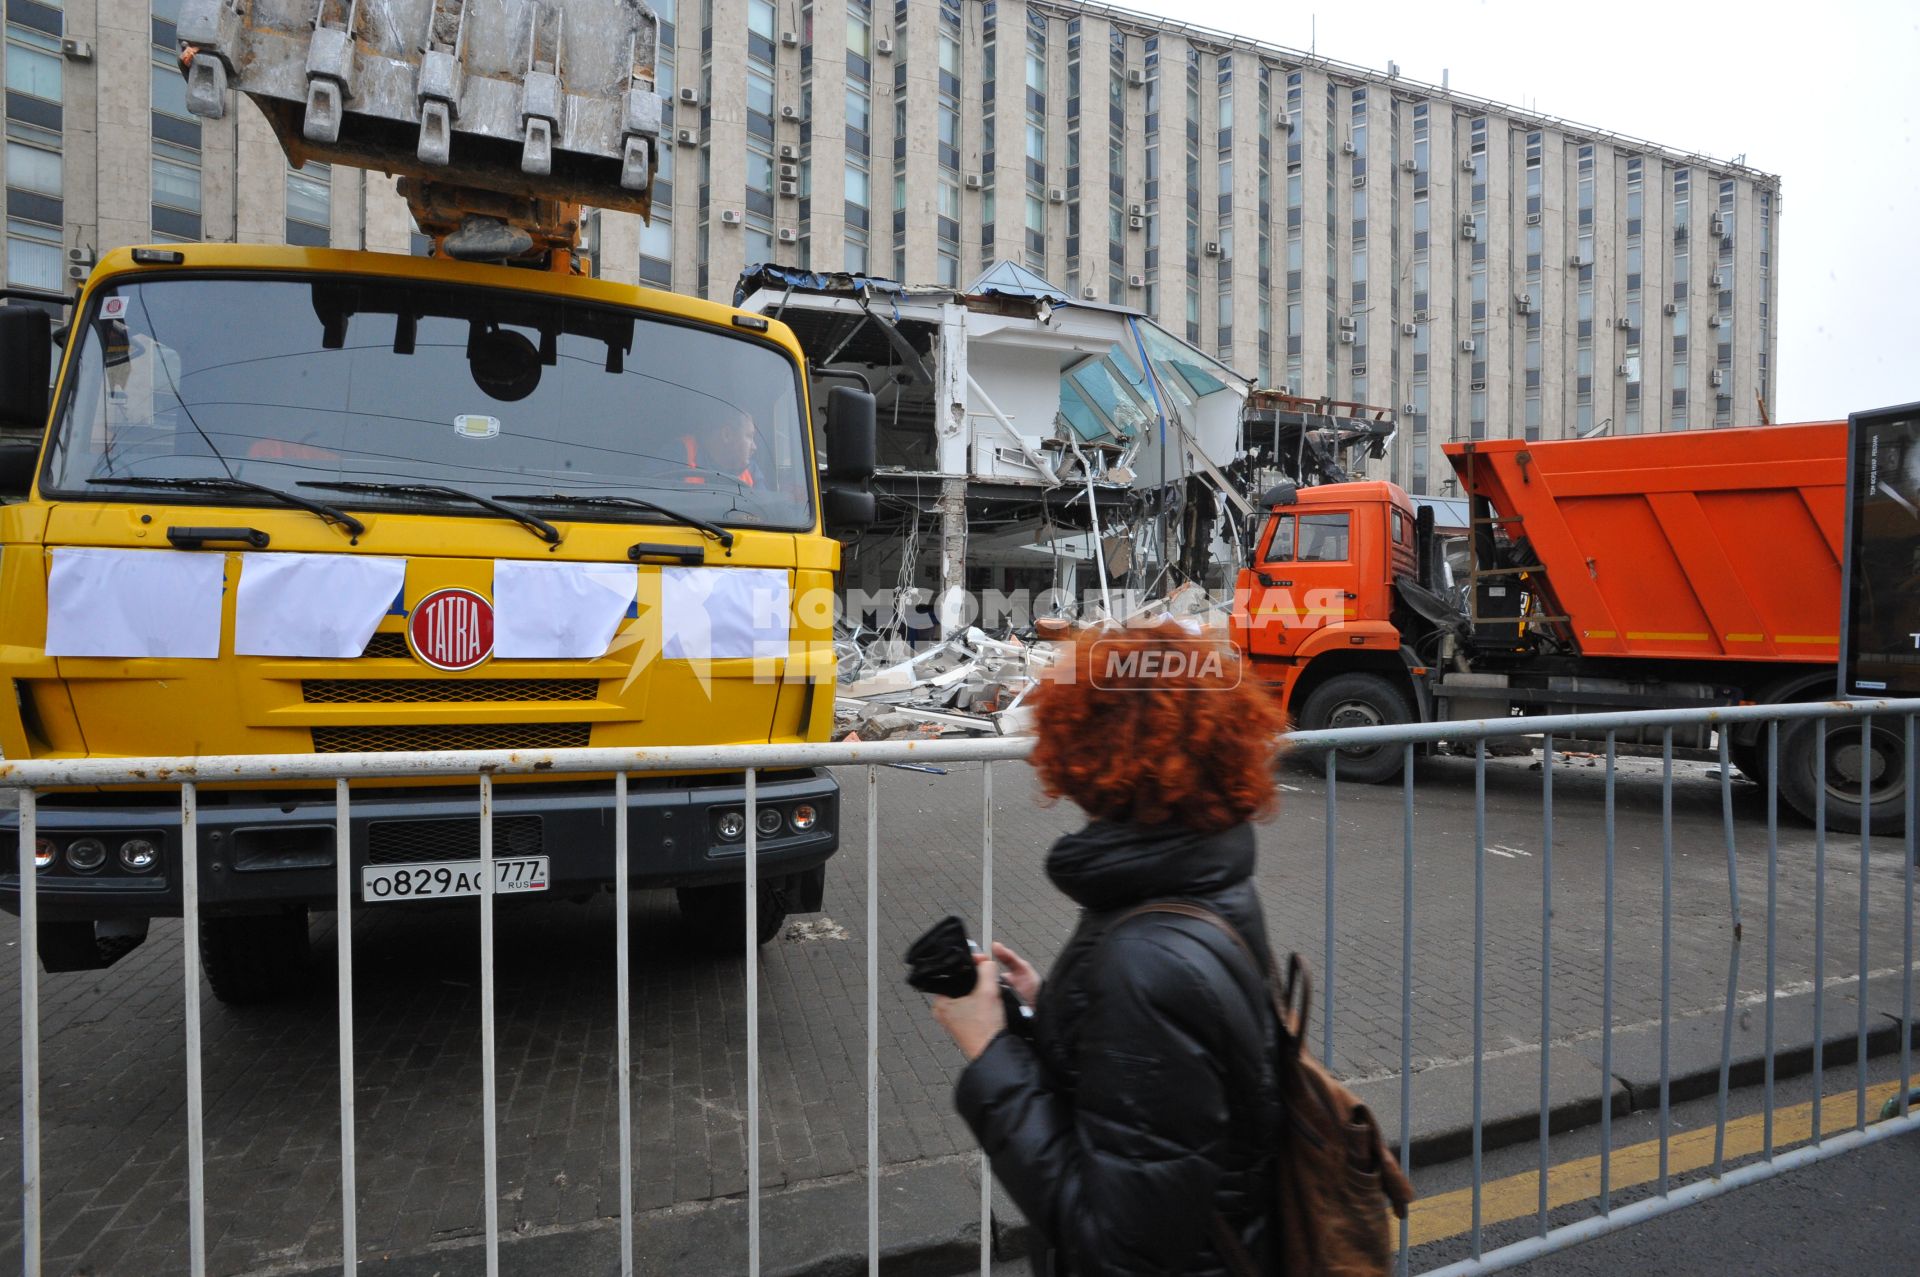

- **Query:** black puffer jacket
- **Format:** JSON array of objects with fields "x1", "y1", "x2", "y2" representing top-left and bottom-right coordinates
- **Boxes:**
[{"x1": 954, "y1": 819, "x2": 1281, "y2": 1276}]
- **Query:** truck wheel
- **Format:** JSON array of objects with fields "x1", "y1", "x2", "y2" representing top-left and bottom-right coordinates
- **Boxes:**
[
  {"x1": 1778, "y1": 716, "x2": 1908, "y2": 836},
  {"x1": 676, "y1": 882, "x2": 787, "y2": 953},
  {"x1": 199, "y1": 909, "x2": 311, "y2": 1005},
  {"x1": 1297, "y1": 673, "x2": 1413, "y2": 786}
]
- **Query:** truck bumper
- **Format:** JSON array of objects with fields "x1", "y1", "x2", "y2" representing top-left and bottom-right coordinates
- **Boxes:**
[{"x1": 0, "y1": 769, "x2": 839, "y2": 922}]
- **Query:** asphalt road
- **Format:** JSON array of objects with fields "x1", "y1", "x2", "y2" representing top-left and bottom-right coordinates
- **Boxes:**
[{"x1": 0, "y1": 746, "x2": 1911, "y2": 1274}]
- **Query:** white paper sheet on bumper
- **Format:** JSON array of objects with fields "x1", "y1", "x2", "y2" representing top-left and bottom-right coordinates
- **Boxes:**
[
  {"x1": 660, "y1": 567, "x2": 790, "y2": 660},
  {"x1": 493, "y1": 559, "x2": 639, "y2": 659},
  {"x1": 234, "y1": 553, "x2": 407, "y2": 658},
  {"x1": 44, "y1": 547, "x2": 225, "y2": 658}
]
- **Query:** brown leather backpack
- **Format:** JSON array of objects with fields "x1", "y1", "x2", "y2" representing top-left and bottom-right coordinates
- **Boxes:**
[{"x1": 1116, "y1": 903, "x2": 1415, "y2": 1277}]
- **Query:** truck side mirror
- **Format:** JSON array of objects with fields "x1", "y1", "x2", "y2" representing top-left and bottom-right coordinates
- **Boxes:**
[
  {"x1": 0, "y1": 306, "x2": 52, "y2": 431},
  {"x1": 822, "y1": 385, "x2": 877, "y2": 535}
]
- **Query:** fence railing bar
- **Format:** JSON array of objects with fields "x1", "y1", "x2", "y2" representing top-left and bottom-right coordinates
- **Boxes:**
[
  {"x1": 1712, "y1": 732, "x2": 1740, "y2": 1177},
  {"x1": 1325, "y1": 750, "x2": 1337, "y2": 1065},
  {"x1": 867, "y1": 766, "x2": 880, "y2": 1277},
  {"x1": 1397, "y1": 743, "x2": 1413, "y2": 1277},
  {"x1": 1903, "y1": 714, "x2": 1915, "y2": 1120},
  {"x1": 746, "y1": 767, "x2": 761, "y2": 1277},
  {"x1": 1419, "y1": 1111, "x2": 1920, "y2": 1277},
  {"x1": 980, "y1": 761, "x2": 995, "y2": 1277},
  {"x1": 335, "y1": 779, "x2": 358, "y2": 1277},
  {"x1": 1764, "y1": 721, "x2": 1779, "y2": 1160},
  {"x1": 1858, "y1": 716, "x2": 1872, "y2": 1132},
  {"x1": 478, "y1": 775, "x2": 500, "y2": 1277},
  {"x1": 1472, "y1": 739, "x2": 1486, "y2": 1260},
  {"x1": 1537, "y1": 736, "x2": 1553, "y2": 1239},
  {"x1": 18, "y1": 788, "x2": 40, "y2": 1277},
  {"x1": 1813, "y1": 721, "x2": 1827, "y2": 1147},
  {"x1": 1599, "y1": 734, "x2": 1615, "y2": 1215},
  {"x1": 1658, "y1": 730, "x2": 1673, "y2": 1197},
  {"x1": 614, "y1": 772, "x2": 634, "y2": 1277},
  {"x1": 182, "y1": 780, "x2": 208, "y2": 1277}
]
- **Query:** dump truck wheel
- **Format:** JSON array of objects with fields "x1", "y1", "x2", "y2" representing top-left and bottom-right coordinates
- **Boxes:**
[
  {"x1": 1778, "y1": 716, "x2": 1908, "y2": 836},
  {"x1": 677, "y1": 882, "x2": 787, "y2": 952},
  {"x1": 1297, "y1": 673, "x2": 1412, "y2": 785},
  {"x1": 200, "y1": 909, "x2": 311, "y2": 1005}
]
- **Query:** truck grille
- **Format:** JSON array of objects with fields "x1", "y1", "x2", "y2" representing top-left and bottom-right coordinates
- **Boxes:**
[
  {"x1": 361, "y1": 631, "x2": 411, "y2": 659},
  {"x1": 311, "y1": 723, "x2": 592, "y2": 753},
  {"x1": 366, "y1": 815, "x2": 543, "y2": 865},
  {"x1": 303, "y1": 679, "x2": 597, "y2": 704}
]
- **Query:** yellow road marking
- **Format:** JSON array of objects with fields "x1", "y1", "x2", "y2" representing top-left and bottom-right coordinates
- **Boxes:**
[{"x1": 1407, "y1": 1080, "x2": 1907, "y2": 1246}]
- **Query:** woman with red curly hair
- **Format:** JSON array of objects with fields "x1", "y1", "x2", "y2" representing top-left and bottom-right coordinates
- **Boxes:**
[{"x1": 931, "y1": 620, "x2": 1288, "y2": 1276}]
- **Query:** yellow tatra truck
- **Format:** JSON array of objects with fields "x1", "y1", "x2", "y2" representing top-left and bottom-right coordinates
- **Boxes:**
[{"x1": 0, "y1": 0, "x2": 875, "y2": 1001}]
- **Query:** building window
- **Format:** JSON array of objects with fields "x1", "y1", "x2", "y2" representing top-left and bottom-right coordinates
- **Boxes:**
[
  {"x1": 151, "y1": 12, "x2": 202, "y2": 241},
  {"x1": 284, "y1": 162, "x2": 331, "y2": 246}
]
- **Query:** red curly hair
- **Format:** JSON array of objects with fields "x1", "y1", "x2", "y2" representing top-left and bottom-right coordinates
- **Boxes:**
[{"x1": 1027, "y1": 620, "x2": 1286, "y2": 831}]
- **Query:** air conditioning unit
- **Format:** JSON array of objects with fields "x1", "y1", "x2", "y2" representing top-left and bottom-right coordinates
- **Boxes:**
[
  {"x1": 1401, "y1": 322, "x2": 1417, "y2": 336},
  {"x1": 777, "y1": 227, "x2": 798, "y2": 242},
  {"x1": 66, "y1": 262, "x2": 87, "y2": 281},
  {"x1": 1048, "y1": 187, "x2": 1066, "y2": 203},
  {"x1": 1338, "y1": 331, "x2": 1356, "y2": 345},
  {"x1": 778, "y1": 144, "x2": 799, "y2": 160},
  {"x1": 1470, "y1": 379, "x2": 1487, "y2": 392},
  {"x1": 719, "y1": 208, "x2": 742, "y2": 225},
  {"x1": 1082, "y1": 285, "x2": 1098, "y2": 299},
  {"x1": 1403, "y1": 403, "x2": 1418, "y2": 416},
  {"x1": 1128, "y1": 68, "x2": 1144, "y2": 87},
  {"x1": 1129, "y1": 202, "x2": 1144, "y2": 217},
  {"x1": 675, "y1": 127, "x2": 697, "y2": 146},
  {"x1": 1400, "y1": 158, "x2": 1416, "y2": 173},
  {"x1": 1615, "y1": 316, "x2": 1632, "y2": 330},
  {"x1": 67, "y1": 246, "x2": 93, "y2": 265},
  {"x1": 1276, "y1": 116, "x2": 1294, "y2": 132},
  {"x1": 1663, "y1": 302, "x2": 1678, "y2": 315},
  {"x1": 678, "y1": 87, "x2": 699, "y2": 104},
  {"x1": 1341, "y1": 141, "x2": 1357, "y2": 155},
  {"x1": 779, "y1": 104, "x2": 800, "y2": 121},
  {"x1": 1526, "y1": 212, "x2": 1541, "y2": 226},
  {"x1": 1338, "y1": 315, "x2": 1357, "y2": 331},
  {"x1": 1460, "y1": 218, "x2": 1478, "y2": 241},
  {"x1": 1516, "y1": 293, "x2": 1534, "y2": 313},
  {"x1": 1709, "y1": 212, "x2": 1726, "y2": 236},
  {"x1": 778, "y1": 181, "x2": 798, "y2": 198},
  {"x1": 874, "y1": 36, "x2": 894, "y2": 56},
  {"x1": 778, "y1": 163, "x2": 798, "y2": 180},
  {"x1": 1709, "y1": 369, "x2": 1724, "y2": 387},
  {"x1": 1460, "y1": 157, "x2": 1476, "y2": 172},
  {"x1": 1351, "y1": 364, "x2": 1368, "y2": 377},
  {"x1": 1351, "y1": 174, "x2": 1366, "y2": 188},
  {"x1": 1460, "y1": 338, "x2": 1477, "y2": 355},
  {"x1": 1204, "y1": 241, "x2": 1221, "y2": 256},
  {"x1": 1708, "y1": 314, "x2": 1723, "y2": 328},
  {"x1": 780, "y1": 30, "x2": 798, "y2": 47},
  {"x1": 1617, "y1": 363, "x2": 1632, "y2": 377},
  {"x1": 1570, "y1": 253, "x2": 1590, "y2": 267},
  {"x1": 1128, "y1": 273, "x2": 1145, "y2": 287},
  {"x1": 61, "y1": 36, "x2": 92, "y2": 61},
  {"x1": 1128, "y1": 215, "x2": 1144, "y2": 230},
  {"x1": 965, "y1": 173, "x2": 982, "y2": 188},
  {"x1": 1709, "y1": 271, "x2": 1724, "y2": 288}
]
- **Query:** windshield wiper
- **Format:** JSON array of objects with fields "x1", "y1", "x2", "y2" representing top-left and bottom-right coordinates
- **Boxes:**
[
  {"x1": 492, "y1": 493, "x2": 735, "y2": 550},
  {"x1": 87, "y1": 475, "x2": 366, "y2": 539},
  {"x1": 299, "y1": 481, "x2": 560, "y2": 545}
]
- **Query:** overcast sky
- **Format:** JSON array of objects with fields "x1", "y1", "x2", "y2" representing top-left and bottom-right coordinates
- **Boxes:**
[{"x1": 1120, "y1": 0, "x2": 1919, "y2": 423}]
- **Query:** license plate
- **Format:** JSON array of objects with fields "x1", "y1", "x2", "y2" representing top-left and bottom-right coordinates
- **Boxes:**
[{"x1": 361, "y1": 857, "x2": 550, "y2": 903}]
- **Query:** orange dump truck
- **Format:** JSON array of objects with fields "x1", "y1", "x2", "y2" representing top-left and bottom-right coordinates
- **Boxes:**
[{"x1": 1233, "y1": 421, "x2": 1904, "y2": 832}]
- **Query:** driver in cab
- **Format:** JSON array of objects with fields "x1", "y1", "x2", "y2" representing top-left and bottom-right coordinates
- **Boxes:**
[{"x1": 680, "y1": 405, "x2": 758, "y2": 488}]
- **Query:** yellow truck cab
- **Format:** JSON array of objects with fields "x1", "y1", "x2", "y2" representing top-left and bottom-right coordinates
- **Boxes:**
[{"x1": 0, "y1": 243, "x2": 877, "y2": 1001}]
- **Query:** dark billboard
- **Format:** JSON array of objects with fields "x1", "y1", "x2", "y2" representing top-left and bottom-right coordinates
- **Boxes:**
[{"x1": 1840, "y1": 401, "x2": 1920, "y2": 696}]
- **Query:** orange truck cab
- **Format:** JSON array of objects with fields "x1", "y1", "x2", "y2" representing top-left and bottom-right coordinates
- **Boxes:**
[{"x1": 1235, "y1": 422, "x2": 1906, "y2": 834}]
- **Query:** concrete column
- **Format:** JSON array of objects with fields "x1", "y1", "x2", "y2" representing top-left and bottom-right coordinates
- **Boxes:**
[
  {"x1": 597, "y1": 210, "x2": 640, "y2": 285},
  {"x1": 361, "y1": 172, "x2": 415, "y2": 255},
  {"x1": 95, "y1": 4, "x2": 153, "y2": 250},
  {"x1": 234, "y1": 97, "x2": 285, "y2": 244}
]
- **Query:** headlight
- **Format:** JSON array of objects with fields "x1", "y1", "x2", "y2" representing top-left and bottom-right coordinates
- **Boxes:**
[
  {"x1": 119, "y1": 838, "x2": 160, "y2": 873},
  {"x1": 33, "y1": 837, "x2": 56, "y2": 870},
  {"x1": 65, "y1": 837, "x2": 107, "y2": 873},
  {"x1": 756, "y1": 807, "x2": 784, "y2": 836},
  {"x1": 789, "y1": 804, "x2": 818, "y2": 831},
  {"x1": 715, "y1": 810, "x2": 747, "y2": 841}
]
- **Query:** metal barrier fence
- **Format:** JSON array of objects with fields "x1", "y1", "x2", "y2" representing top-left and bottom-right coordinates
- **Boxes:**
[{"x1": 5, "y1": 697, "x2": 1918, "y2": 1276}]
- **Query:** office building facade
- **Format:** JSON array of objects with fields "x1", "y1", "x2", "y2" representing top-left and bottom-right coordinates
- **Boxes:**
[{"x1": 5, "y1": 0, "x2": 1780, "y2": 493}]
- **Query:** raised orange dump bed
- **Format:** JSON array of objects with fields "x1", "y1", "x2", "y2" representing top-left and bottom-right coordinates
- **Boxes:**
[{"x1": 1445, "y1": 422, "x2": 1846, "y2": 663}]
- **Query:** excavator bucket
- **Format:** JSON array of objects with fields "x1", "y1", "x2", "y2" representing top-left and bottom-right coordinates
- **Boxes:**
[{"x1": 176, "y1": 0, "x2": 663, "y2": 234}]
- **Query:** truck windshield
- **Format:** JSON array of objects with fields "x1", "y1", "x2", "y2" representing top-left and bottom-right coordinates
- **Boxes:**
[{"x1": 43, "y1": 275, "x2": 813, "y2": 530}]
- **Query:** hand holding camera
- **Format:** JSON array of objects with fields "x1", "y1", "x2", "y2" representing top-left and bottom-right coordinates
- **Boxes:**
[{"x1": 907, "y1": 915, "x2": 1036, "y2": 1058}]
